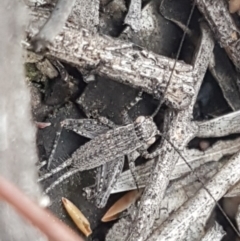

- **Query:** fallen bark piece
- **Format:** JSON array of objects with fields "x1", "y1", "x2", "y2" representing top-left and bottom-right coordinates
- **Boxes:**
[
  {"x1": 196, "y1": 0, "x2": 240, "y2": 70},
  {"x1": 229, "y1": 0, "x2": 240, "y2": 13},
  {"x1": 201, "y1": 223, "x2": 225, "y2": 241},
  {"x1": 62, "y1": 197, "x2": 92, "y2": 237},
  {"x1": 196, "y1": 110, "x2": 240, "y2": 137},
  {"x1": 124, "y1": 0, "x2": 141, "y2": 32},
  {"x1": 27, "y1": 8, "x2": 195, "y2": 110},
  {"x1": 35, "y1": 58, "x2": 58, "y2": 79},
  {"x1": 102, "y1": 189, "x2": 142, "y2": 222}
]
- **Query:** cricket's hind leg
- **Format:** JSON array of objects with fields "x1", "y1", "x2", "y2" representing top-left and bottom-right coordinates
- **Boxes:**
[
  {"x1": 38, "y1": 158, "x2": 72, "y2": 182},
  {"x1": 44, "y1": 167, "x2": 80, "y2": 194},
  {"x1": 83, "y1": 157, "x2": 125, "y2": 208}
]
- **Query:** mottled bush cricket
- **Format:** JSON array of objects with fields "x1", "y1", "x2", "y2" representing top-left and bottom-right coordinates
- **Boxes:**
[
  {"x1": 34, "y1": 2, "x2": 240, "y2": 238},
  {"x1": 43, "y1": 117, "x2": 125, "y2": 207},
  {"x1": 38, "y1": 94, "x2": 159, "y2": 201}
]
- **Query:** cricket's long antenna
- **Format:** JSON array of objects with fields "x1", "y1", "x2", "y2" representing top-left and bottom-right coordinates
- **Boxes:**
[
  {"x1": 150, "y1": 0, "x2": 240, "y2": 236},
  {"x1": 151, "y1": 0, "x2": 196, "y2": 118},
  {"x1": 163, "y1": 135, "x2": 240, "y2": 237}
]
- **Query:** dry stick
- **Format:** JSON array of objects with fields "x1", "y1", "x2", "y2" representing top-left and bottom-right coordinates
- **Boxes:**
[
  {"x1": 27, "y1": 8, "x2": 195, "y2": 110},
  {"x1": 126, "y1": 22, "x2": 214, "y2": 241},
  {"x1": 196, "y1": 0, "x2": 240, "y2": 70},
  {"x1": 0, "y1": 176, "x2": 84, "y2": 241}
]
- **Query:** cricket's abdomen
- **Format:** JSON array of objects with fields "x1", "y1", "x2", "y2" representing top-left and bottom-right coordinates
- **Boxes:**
[{"x1": 72, "y1": 124, "x2": 141, "y2": 171}]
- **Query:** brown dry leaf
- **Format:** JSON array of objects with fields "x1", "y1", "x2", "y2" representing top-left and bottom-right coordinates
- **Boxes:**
[
  {"x1": 101, "y1": 189, "x2": 142, "y2": 222},
  {"x1": 229, "y1": 0, "x2": 240, "y2": 13},
  {"x1": 62, "y1": 197, "x2": 92, "y2": 237}
]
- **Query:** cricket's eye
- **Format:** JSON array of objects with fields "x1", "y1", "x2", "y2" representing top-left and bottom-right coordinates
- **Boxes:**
[
  {"x1": 147, "y1": 137, "x2": 156, "y2": 145},
  {"x1": 136, "y1": 116, "x2": 145, "y2": 123}
]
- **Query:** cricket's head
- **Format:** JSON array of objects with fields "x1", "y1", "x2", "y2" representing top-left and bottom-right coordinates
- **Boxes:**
[{"x1": 134, "y1": 116, "x2": 159, "y2": 145}]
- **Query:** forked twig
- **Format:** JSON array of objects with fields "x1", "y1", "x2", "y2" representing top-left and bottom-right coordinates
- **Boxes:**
[{"x1": 0, "y1": 176, "x2": 84, "y2": 241}]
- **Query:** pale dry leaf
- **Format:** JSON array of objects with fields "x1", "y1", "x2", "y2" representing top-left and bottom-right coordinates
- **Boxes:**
[{"x1": 62, "y1": 197, "x2": 92, "y2": 237}]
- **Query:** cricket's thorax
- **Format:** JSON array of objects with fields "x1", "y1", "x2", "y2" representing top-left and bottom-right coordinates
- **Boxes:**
[
  {"x1": 134, "y1": 116, "x2": 159, "y2": 144},
  {"x1": 72, "y1": 123, "x2": 142, "y2": 171}
]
